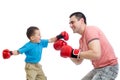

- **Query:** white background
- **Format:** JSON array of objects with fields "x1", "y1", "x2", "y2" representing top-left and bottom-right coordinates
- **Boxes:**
[{"x1": 0, "y1": 0, "x2": 120, "y2": 80}]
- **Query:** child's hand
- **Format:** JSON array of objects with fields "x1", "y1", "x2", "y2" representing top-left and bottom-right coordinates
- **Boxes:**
[
  {"x1": 2, "y1": 49, "x2": 12, "y2": 59},
  {"x1": 56, "y1": 31, "x2": 69, "y2": 41}
]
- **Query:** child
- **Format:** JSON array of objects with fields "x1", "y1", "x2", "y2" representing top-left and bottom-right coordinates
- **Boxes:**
[{"x1": 2, "y1": 26, "x2": 69, "y2": 80}]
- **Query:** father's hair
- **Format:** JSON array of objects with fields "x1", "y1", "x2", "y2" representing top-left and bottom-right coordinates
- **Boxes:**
[
  {"x1": 26, "y1": 26, "x2": 39, "y2": 39},
  {"x1": 69, "y1": 12, "x2": 87, "y2": 24}
]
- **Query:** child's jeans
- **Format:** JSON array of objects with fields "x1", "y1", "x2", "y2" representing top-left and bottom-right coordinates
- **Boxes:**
[{"x1": 25, "y1": 63, "x2": 47, "y2": 80}]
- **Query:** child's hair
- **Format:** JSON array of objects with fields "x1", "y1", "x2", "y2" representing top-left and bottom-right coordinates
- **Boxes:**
[{"x1": 26, "y1": 26, "x2": 39, "y2": 39}]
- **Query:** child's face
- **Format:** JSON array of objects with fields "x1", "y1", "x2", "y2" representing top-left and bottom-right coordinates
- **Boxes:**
[{"x1": 30, "y1": 30, "x2": 41, "y2": 43}]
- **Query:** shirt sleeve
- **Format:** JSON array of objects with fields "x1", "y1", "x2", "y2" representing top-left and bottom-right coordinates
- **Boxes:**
[
  {"x1": 40, "y1": 39, "x2": 49, "y2": 48},
  {"x1": 85, "y1": 27, "x2": 99, "y2": 44},
  {"x1": 18, "y1": 42, "x2": 32, "y2": 54}
]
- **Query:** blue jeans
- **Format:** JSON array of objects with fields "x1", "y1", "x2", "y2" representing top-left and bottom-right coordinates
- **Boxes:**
[{"x1": 82, "y1": 64, "x2": 119, "y2": 80}]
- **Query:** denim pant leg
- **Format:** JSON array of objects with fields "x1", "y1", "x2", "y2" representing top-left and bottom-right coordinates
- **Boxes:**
[
  {"x1": 82, "y1": 64, "x2": 119, "y2": 80},
  {"x1": 92, "y1": 64, "x2": 119, "y2": 80},
  {"x1": 81, "y1": 69, "x2": 96, "y2": 80}
]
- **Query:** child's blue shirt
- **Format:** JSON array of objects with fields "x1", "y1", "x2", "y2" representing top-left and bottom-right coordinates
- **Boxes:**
[{"x1": 18, "y1": 39, "x2": 48, "y2": 63}]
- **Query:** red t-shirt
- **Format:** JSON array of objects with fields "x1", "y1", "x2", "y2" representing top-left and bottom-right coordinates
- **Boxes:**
[{"x1": 80, "y1": 26, "x2": 118, "y2": 68}]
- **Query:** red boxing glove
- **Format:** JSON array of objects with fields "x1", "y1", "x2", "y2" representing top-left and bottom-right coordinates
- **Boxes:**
[
  {"x1": 56, "y1": 31, "x2": 69, "y2": 41},
  {"x1": 2, "y1": 49, "x2": 13, "y2": 59},
  {"x1": 53, "y1": 40, "x2": 67, "y2": 50},
  {"x1": 60, "y1": 45, "x2": 80, "y2": 58}
]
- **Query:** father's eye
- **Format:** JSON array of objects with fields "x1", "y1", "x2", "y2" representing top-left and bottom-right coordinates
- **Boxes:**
[{"x1": 69, "y1": 21, "x2": 74, "y2": 24}]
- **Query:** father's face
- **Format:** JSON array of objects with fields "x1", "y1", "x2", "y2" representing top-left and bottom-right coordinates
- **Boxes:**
[{"x1": 69, "y1": 16, "x2": 81, "y2": 33}]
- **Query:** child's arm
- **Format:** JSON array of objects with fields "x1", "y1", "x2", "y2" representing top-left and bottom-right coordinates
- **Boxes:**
[
  {"x1": 48, "y1": 31, "x2": 69, "y2": 43},
  {"x1": 48, "y1": 37, "x2": 57, "y2": 43},
  {"x1": 2, "y1": 49, "x2": 19, "y2": 59},
  {"x1": 12, "y1": 50, "x2": 20, "y2": 55}
]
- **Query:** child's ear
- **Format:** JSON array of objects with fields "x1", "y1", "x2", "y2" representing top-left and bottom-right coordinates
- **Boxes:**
[{"x1": 30, "y1": 36, "x2": 34, "y2": 40}]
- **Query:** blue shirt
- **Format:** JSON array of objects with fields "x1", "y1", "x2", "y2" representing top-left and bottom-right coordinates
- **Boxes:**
[{"x1": 18, "y1": 39, "x2": 48, "y2": 63}]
